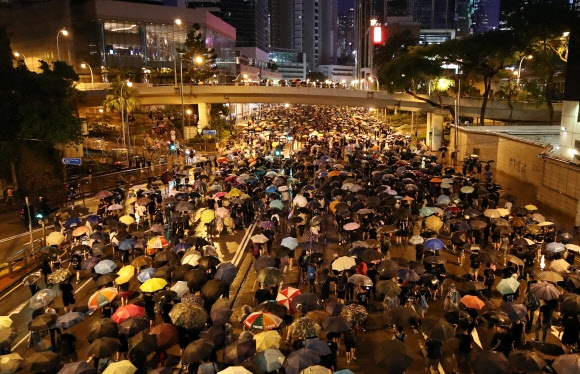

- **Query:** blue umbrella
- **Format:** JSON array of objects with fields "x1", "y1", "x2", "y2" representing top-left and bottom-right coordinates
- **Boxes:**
[
  {"x1": 424, "y1": 238, "x2": 445, "y2": 251},
  {"x1": 546, "y1": 242, "x2": 566, "y2": 253},
  {"x1": 65, "y1": 217, "x2": 82, "y2": 228},
  {"x1": 245, "y1": 176, "x2": 259, "y2": 184},
  {"x1": 137, "y1": 268, "x2": 155, "y2": 283},
  {"x1": 94, "y1": 260, "x2": 117, "y2": 274},
  {"x1": 173, "y1": 242, "x2": 192, "y2": 253},
  {"x1": 86, "y1": 215, "x2": 102, "y2": 225},
  {"x1": 118, "y1": 239, "x2": 136, "y2": 251},
  {"x1": 215, "y1": 262, "x2": 238, "y2": 284},
  {"x1": 436, "y1": 195, "x2": 451, "y2": 205},
  {"x1": 266, "y1": 185, "x2": 278, "y2": 193},
  {"x1": 91, "y1": 231, "x2": 108, "y2": 241}
]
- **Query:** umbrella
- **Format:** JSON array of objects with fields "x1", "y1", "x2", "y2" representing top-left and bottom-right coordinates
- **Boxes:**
[
  {"x1": 424, "y1": 238, "x2": 445, "y2": 251},
  {"x1": 95, "y1": 273, "x2": 119, "y2": 288},
  {"x1": 181, "y1": 252, "x2": 201, "y2": 266},
  {"x1": 377, "y1": 260, "x2": 401, "y2": 278},
  {"x1": 501, "y1": 302, "x2": 527, "y2": 321},
  {"x1": 201, "y1": 279, "x2": 226, "y2": 301},
  {"x1": 409, "y1": 235, "x2": 424, "y2": 245},
  {"x1": 0, "y1": 316, "x2": 12, "y2": 329},
  {"x1": 251, "y1": 234, "x2": 269, "y2": 244},
  {"x1": 255, "y1": 256, "x2": 277, "y2": 272},
  {"x1": 482, "y1": 310, "x2": 511, "y2": 327},
  {"x1": 170, "y1": 281, "x2": 189, "y2": 298},
  {"x1": 210, "y1": 307, "x2": 234, "y2": 326},
  {"x1": 94, "y1": 260, "x2": 117, "y2": 275},
  {"x1": 270, "y1": 200, "x2": 284, "y2": 210},
  {"x1": 376, "y1": 280, "x2": 401, "y2": 296},
  {"x1": 397, "y1": 268, "x2": 420, "y2": 282},
  {"x1": 276, "y1": 287, "x2": 301, "y2": 309},
  {"x1": 130, "y1": 256, "x2": 152, "y2": 269},
  {"x1": 460, "y1": 295, "x2": 485, "y2": 310},
  {"x1": 87, "y1": 318, "x2": 118, "y2": 343},
  {"x1": 341, "y1": 304, "x2": 369, "y2": 325},
  {"x1": 535, "y1": 270, "x2": 564, "y2": 283},
  {"x1": 128, "y1": 331, "x2": 157, "y2": 356},
  {"x1": 46, "y1": 232, "x2": 65, "y2": 246},
  {"x1": 530, "y1": 282, "x2": 560, "y2": 300},
  {"x1": 509, "y1": 350, "x2": 547, "y2": 372},
  {"x1": 475, "y1": 350, "x2": 509, "y2": 374},
  {"x1": 147, "y1": 236, "x2": 170, "y2": 249},
  {"x1": 58, "y1": 361, "x2": 98, "y2": 374},
  {"x1": 304, "y1": 338, "x2": 331, "y2": 356},
  {"x1": 182, "y1": 339, "x2": 215, "y2": 364},
  {"x1": 111, "y1": 304, "x2": 145, "y2": 324},
  {"x1": 53, "y1": 312, "x2": 84, "y2": 330},
  {"x1": 22, "y1": 352, "x2": 62, "y2": 373},
  {"x1": 119, "y1": 215, "x2": 135, "y2": 226},
  {"x1": 219, "y1": 367, "x2": 252, "y2": 374},
  {"x1": 223, "y1": 339, "x2": 257, "y2": 365},
  {"x1": 505, "y1": 255, "x2": 525, "y2": 267},
  {"x1": 254, "y1": 330, "x2": 282, "y2": 352},
  {"x1": 254, "y1": 348, "x2": 285, "y2": 372},
  {"x1": 561, "y1": 294, "x2": 580, "y2": 313},
  {"x1": 546, "y1": 242, "x2": 566, "y2": 253},
  {"x1": 496, "y1": 277, "x2": 520, "y2": 295},
  {"x1": 257, "y1": 267, "x2": 286, "y2": 285},
  {"x1": 0, "y1": 353, "x2": 22, "y2": 374},
  {"x1": 28, "y1": 313, "x2": 57, "y2": 331},
  {"x1": 348, "y1": 274, "x2": 373, "y2": 287},
  {"x1": 321, "y1": 316, "x2": 352, "y2": 333},
  {"x1": 374, "y1": 340, "x2": 413, "y2": 373},
  {"x1": 343, "y1": 222, "x2": 360, "y2": 231},
  {"x1": 87, "y1": 337, "x2": 121, "y2": 358},
  {"x1": 283, "y1": 348, "x2": 321, "y2": 374},
  {"x1": 72, "y1": 226, "x2": 90, "y2": 237},
  {"x1": 549, "y1": 259, "x2": 571, "y2": 274},
  {"x1": 359, "y1": 249, "x2": 384, "y2": 262},
  {"x1": 29, "y1": 288, "x2": 57, "y2": 309},
  {"x1": 483, "y1": 209, "x2": 501, "y2": 219},
  {"x1": 137, "y1": 268, "x2": 155, "y2": 283},
  {"x1": 0, "y1": 328, "x2": 16, "y2": 350},
  {"x1": 385, "y1": 306, "x2": 418, "y2": 328},
  {"x1": 101, "y1": 360, "x2": 137, "y2": 374},
  {"x1": 47, "y1": 268, "x2": 71, "y2": 284},
  {"x1": 256, "y1": 301, "x2": 288, "y2": 318},
  {"x1": 244, "y1": 312, "x2": 283, "y2": 331},
  {"x1": 552, "y1": 353, "x2": 580, "y2": 374},
  {"x1": 289, "y1": 318, "x2": 321, "y2": 339},
  {"x1": 118, "y1": 316, "x2": 150, "y2": 336},
  {"x1": 291, "y1": 293, "x2": 321, "y2": 313},
  {"x1": 139, "y1": 277, "x2": 167, "y2": 292},
  {"x1": 215, "y1": 262, "x2": 238, "y2": 284},
  {"x1": 331, "y1": 256, "x2": 356, "y2": 271},
  {"x1": 419, "y1": 317, "x2": 455, "y2": 341},
  {"x1": 169, "y1": 302, "x2": 208, "y2": 329},
  {"x1": 425, "y1": 216, "x2": 443, "y2": 231},
  {"x1": 281, "y1": 237, "x2": 299, "y2": 250}
]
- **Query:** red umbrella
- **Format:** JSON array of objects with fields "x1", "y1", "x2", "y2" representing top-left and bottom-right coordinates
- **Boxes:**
[
  {"x1": 150, "y1": 323, "x2": 179, "y2": 350},
  {"x1": 112, "y1": 304, "x2": 145, "y2": 324}
]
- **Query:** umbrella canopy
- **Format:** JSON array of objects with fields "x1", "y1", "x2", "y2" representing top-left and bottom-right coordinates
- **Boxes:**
[
  {"x1": 118, "y1": 316, "x2": 150, "y2": 336},
  {"x1": 254, "y1": 348, "x2": 285, "y2": 372},
  {"x1": 111, "y1": 305, "x2": 145, "y2": 324},
  {"x1": 289, "y1": 318, "x2": 321, "y2": 340},
  {"x1": 22, "y1": 352, "x2": 62, "y2": 373},
  {"x1": 501, "y1": 302, "x2": 527, "y2": 321},
  {"x1": 376, "y1": 280, "x2": 401, "y2": 297},
  {"x1": 28, "y1": 313, "x2": 57, "y2": 331},
  {"x1": 419, "y1": 317, "x2": 455, "y2": 341},
  {"x1": 88, "y1": 287, "x2": 118, "y2": 309},
  {"x1": 244, "y1": 312, "x2": 283, "y2": 331},
  {"x1": 87, "y1": 337, "x2": 121, "y2": 358},
  {"x1": 509, "y1": 350, "x2": 547, "y2": 372},
  {"x1": 321, "y1": 316, "x2": 352, "y2": 333},
  {"x1": 223, "y1": 338, "x2": 257, "y2": 365},
  {"x1": 276, "y1": 287, "x2": 302, "y2": 309},
  {"x1": 210, "y1": 308, "x2": 234, "y2": 326},
  {"x1": 0, "y1": 328, "x2": 17, "y2": 350},
  {"x1": 53, "y1": 312, "x2": 84, "y2": 330},
  {"x1": 385, "y1": 306, "x2": 418, "y2": 328},
  {"x1": 331, "y1": 256, "x2": 356, "y2": 271},
  {"x1": 348, "y1": 274, "x2": 373, "y2": 287},
  {"x1": 139, "y1": 277, "x2": 168, "y2": 293},
  {"x1": 254, "y1": 330, "x2": 282, "y2": 352},
  {"x1": 374, "y1": 340, "x2": 413, "y2": 373},
  {"x1": 87, "y1": 318, "x2": 118, "y2": 343},
  {"x1": 460, "y1": 295, "x2": 485, "y2": 310},
  {"x1": 182, "y1": 339, "x2": 215, "y2": 364},
  {"x1": 291, "y1": 293, "x2": 321, "y2": 313},
  {"x1": 552, "y1": 353, "x2": 580, "y2": 374},
  {"x1": 0, "y1": 353, "x2": 22, "y2": 374},
  {"x1": 424, "y1": 238, "x2": 445, "y2": 250},
  {"x1": 281, "y1": 237, "x2": 299, "y2": 250},
  {"x1": 101, "y1": 360, "x2": 137, "y2": 374},
  {"x1": 251, "y1": 234, "x2": 269, "y2": 244},
  {"x1": 58, "y1": 361, "x2": 98, "y2": 374},
  {"x1": 169, "y1": 302, "x2": 208, "y2": 330},
  {"x1": 29, "y1": 288, "x2": 57, "y2": 309},
  {"x1": 46, "y1": 232, "x2": 65, "y2": 246},
  {"x1": 94, "y1": 260, "x2": 117, "y2": 275},
  {"x1": 257, "y1": 267, "x2": 285, "y2": 285},
  {"x1": 341, "y1": 304, "x2": 369, "y2": 325},
  {"x1": 283, "y1": 348, "x2": 321, "y2": 374},
  {"x1": 128, "y1": 331, "x2": 157, "y2": 356},
  {"x1": 530, "y1": 282, "x2": 560, "y2": 300},
  {"x1": 496, "y1": 277, "x2": 520, "y2": 295},
  {"x1": 475, "y1": 350, "x2": 509, "y2": 374},
  {"x1": 147, "y1": 236, "x2": 170, "y2": 249},
  {"x1": 215, "y1": 262, "x2": 238, "y2": 284}
]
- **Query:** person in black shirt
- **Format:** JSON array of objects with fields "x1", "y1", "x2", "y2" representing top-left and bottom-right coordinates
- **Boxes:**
[
  {"x1": 469, "y1": 251, "x2": 481, "y2": 281},
  {"x1": 535, "y1": 301, "x2": 555, "y2": 343},
  {"x1": 455, "y1": 329, "x2": 473, "y2": 373},
  {"x1": 59, "y1": 278, "x2": 75, "y2": 313},
  {"x1": 71, "y1": 252, "x2": 82, "y2": 284},
  {"x1": 425, "y1": 339, "x2": 442, "y2": 373},
  {"x1": 491, "y1": 325, "x2": 513, "y2": 358},
  {"x1": 321, "y1": 334, "x2": 339, "y2": 371},
  {"x1": 253, "y1": 285, "x2": 270, "y2": 305}
]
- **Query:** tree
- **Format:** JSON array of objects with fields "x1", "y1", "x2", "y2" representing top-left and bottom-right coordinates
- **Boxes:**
[
  {"x1": 179, "y1": 23, "x2": 217, "y2": 84},
  {"x1": 306, "y1": 71, "x2": 326, "y2": 82},
  {"x1": 374, "y1": 30, "x2": 419, "y2": 66},
  {"x1": 103, "y1": 77, "x2": 141, "y2": 114}
]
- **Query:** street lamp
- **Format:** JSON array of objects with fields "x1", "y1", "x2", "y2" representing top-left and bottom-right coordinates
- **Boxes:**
[
  {"x1": 516, "y1": 55, "x2": 533, "y2": 87},
  {"x1": 361, "y1": 19, "x2": 377, "y2": 89},
  {"x1": 81, "y1": 62, "x2": 94, "y2": 89},
  {"x1": 173, "y1": 18, "x2": 182, "y2": 87},
  {"x1": 368, "y1": 75, "x2": 380, "y2": 91},
  {"x1": 13, "y1": 52, "x2": 27, "y2": 67},
  {"x1": 56, "y1": 27, "x2": 68, "y2": 61},
  {"x1": 186, "y1": 109, "x2": 192, "y2": 127},
  {"x1": 120, "y1": 79, "x2": 133, "y2": 165}
]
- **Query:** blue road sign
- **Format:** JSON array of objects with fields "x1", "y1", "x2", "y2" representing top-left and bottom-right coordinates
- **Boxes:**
[
  {"x1": 202, "y1": 129, "x2": 217, "y2": 135},
  {"x1": 62, "y1": 157, "x2": 82, "y2": 166}
]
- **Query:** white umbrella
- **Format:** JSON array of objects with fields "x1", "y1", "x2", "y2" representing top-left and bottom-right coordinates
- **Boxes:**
[
  {"x1": 293, "y1": 195, "x2": 308, "y2": 208},
  {"x1": 251, "y1": 234, "x2": 269, "y2": 244},
  {"x1": 332, "y1": 256, "x2": 356, "y2": 272},
  {"x1": 281, "y1": 237, "x2": 299, "y2": 250},
  {"x1": 182, "y1": 252, "x2": 201, "y2": 266},
  {"x1": 171, "y1": 281, "x2": 189, "y2": 298}
]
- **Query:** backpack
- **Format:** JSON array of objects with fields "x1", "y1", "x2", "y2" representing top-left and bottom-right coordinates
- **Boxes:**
[
  {"x1": 418, "y1": 292, "x2": 428, "y2": 309},
  {"x1": 306, "y1": 266, "x2": 317, "y2": 281},
  {"x1": 447, "y1": 290, "x2": 459, "y2": 304},
  {"x1": 525, "y1": 290, "x2": 540, "y2": 309},
  {"x1": 485, "y1": 271, "x2": 495, "y2": 286}
]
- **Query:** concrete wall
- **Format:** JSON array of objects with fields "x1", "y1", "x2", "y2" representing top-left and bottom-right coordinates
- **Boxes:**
[{"x1": 538, "y1": 157, "x2": 580, "y2": 222}]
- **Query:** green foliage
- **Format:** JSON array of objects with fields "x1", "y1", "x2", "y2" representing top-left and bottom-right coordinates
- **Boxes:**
[
  {"x1": 179, "y1": 23, "x2": 217, "y2": 83},
  {"x1": 374, "y1": 30, "x2": 419, "y2": 66},
  {"x1": 306, "y1": 71, "x2": 327, "y2": 81},
  {"x1": 104, "y1": 77, "x2": 141, "y2": 114}
]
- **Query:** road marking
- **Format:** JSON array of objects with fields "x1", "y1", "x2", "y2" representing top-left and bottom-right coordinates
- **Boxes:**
[
  {"x1": 232, "y1": 218, "x2": 260, "y2": 267},
  {"x1": 471, "y1": 328, "x2": 482, "y2": 348},
  {"x1": 13, "y1": 332, "x2": 31, "y2": 350},
  {"x1": 0, "y1": 228, "x2": 46, "y2": 244}
]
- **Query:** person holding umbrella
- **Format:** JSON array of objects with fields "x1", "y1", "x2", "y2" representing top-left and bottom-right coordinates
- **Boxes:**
[{"x1": 534, "y1": 299, "x2": 558, "y2": 343}]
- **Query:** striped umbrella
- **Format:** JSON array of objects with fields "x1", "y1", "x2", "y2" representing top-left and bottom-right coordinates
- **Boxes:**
[
  {"x1": 243, "y1": 312, "x2": 283, "y2": 331},
  {"x1": 88, "y1": 287, "x2": 118, "y2": 309},
  {"x1": 147, "y1": 236, "x2": 169, "y2": 249},
  {"x1": 276, "y1": 287, "x2": 301, "y2": 309}
]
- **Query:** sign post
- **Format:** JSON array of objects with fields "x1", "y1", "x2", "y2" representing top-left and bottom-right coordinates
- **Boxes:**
[
  {"x1": 62, "y1": 158, "x2": 82, "y2": 166},
  {"x1": 202, "y1": 129, "x2": 217, "y2": 136}
]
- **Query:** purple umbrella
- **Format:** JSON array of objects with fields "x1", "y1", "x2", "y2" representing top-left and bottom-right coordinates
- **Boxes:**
[{"x1": 283, "y1": 348, "x2": 320, "y2": 374}]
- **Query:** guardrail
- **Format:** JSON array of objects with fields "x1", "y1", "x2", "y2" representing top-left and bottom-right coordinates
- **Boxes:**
[{"x1": 5, "y1": 238, "x2": 44, "y2": 279}]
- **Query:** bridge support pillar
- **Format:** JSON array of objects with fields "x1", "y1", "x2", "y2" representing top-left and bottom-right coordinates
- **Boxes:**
[
  {"x1": 426, "y1": 111, "x2": 444, "y2": 150},
  {"x1": 197, "y1": 103, "x2": 210, "y2": 129}
]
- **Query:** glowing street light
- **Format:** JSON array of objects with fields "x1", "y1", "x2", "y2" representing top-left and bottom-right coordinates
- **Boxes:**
[
  {"x1": 516, "y1": 54, "x2": 533, "y2": 87},
  {"x1": 173, "y1": 18, "x2": 182, "y2": 87},
  {"x1": 13, "y1": 52, "x2": 27, "y2": 67},
  {"x1": 56, "y1": 27, "x2": 68, "y2": 61},
  {"x1": 81, "y1": 62, "x2": 94, "y2": 89}
]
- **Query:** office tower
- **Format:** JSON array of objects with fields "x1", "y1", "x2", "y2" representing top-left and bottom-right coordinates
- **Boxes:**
[
  {"x1": 471, "y1": 0, "x2": 500, "y2": 34},
  {"x1": 269, "y1": 0, "x2": 302, "y2": 51},
  {"x1": 218, "y1": 0, "x2": 269, "y2": 52},
  {"x1": 337, "y1": 7, "x2": 355, "y2": 59},
  {"x1": 407, "y1": 0, "x2": 456, "y2": 30},
  {"x1": 302, "y1": 0, "x2": 338, "y2": 71}
]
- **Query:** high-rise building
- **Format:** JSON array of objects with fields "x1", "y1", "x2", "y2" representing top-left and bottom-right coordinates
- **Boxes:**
[
  {"x1": 471, "y1": 0, "x2": 500, "y2": 34},
  {"x1": 214, "y1": 0, "x2": 269, "y2": 53},
  {"x1": 337, "y1": 8, "x2": 355, "y2": 59},
  {"x1": 268, "y1": 0, "x2": 303, "y2": 51},
  {"x1": 301, "y1": 0, "x2": 338, "y2": 72}
]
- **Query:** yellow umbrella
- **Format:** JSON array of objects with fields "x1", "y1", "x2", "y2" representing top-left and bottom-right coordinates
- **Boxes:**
[
  {"x1": 46, "y1": 232, "x2": 65, "y2": 246},
  {"x1": 116, "y1": 265, "x2": 135, "y2": 284},
  {"x1": 125, "y1": 197, "x2": 137, "y2": 205},
  {"x1": 253, "y1": 330, "x2": 282, "y2": 352},
  {"x1": 119, "y1": 215, "x2": 135, "y2": 226},
  {"x1": 329, "y1": 201, "x2": 340, "y2": 214},
  {"x1": 525, "y1": 204, "x2": 538, "y2": 211},
  {"x1": 72, "y1": 226, "x2": 90, "y2": 237},
  {"x1": 0, "y1": 316, "x2": 13, "y2": 329},
  {"x1": 200, "y1": 209, "x2": 215, "y2": 224},
  {"x1": 102, "y1": 360, "x2": 137, "y2": 374},
  {"x1": 140, "y1": 277, "x2": 167, "y2": 292},
  {"x1": 425, "y1": 216, "x2": 443, "y2": 231},
  {"x1": 227, "y1": 188, "x2": 243, "y2": 198}
]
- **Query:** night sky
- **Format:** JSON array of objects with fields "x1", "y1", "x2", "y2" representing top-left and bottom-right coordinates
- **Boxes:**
[{"x1": 338, "y1": 0, "x2": 354, "y2": 13}]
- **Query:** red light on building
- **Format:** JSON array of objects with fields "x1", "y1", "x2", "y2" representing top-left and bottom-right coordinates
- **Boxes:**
[{"x1": 372, "y1": 26, "x2": 383, "y2": 44}]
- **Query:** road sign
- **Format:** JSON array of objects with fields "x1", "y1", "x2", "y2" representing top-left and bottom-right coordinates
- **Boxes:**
[
  {"x1": 62, "y1": 157, "x2": 82, "y2": 166},
  {"x1": 203, "y1": 129, "x2": 217, "y2": 135}
]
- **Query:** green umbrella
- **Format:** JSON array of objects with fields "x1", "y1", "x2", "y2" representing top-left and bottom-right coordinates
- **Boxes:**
[
  {"x1": 496, "y1": 277, "x2": 520, "y2": 295},
  {"x1": 269, "y1": 200, "x2": 284, "y2": 210}
]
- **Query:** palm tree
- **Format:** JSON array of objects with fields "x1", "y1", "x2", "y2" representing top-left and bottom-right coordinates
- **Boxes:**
[{"x1": 103, "y1": 77, "x2": 140, "y2": 114}]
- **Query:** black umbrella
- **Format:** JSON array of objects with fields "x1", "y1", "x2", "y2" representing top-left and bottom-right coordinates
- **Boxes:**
[
  {"x1": 377, "y1": 259, "x2": 401, "y2": 278},
  {"x1": 198, "y1": 255, "x2": 221, "y2": 269},
  {"x1": 0, "y1": 327, "x2": 17, "y2": 350},
  {"x1": 95, "y1": 273, "x2": 119, "y2": 288},
  {"x1": 385, "y1": 306, "x2": 419, "y2": 328},
  {"x1": 255, "y1": 300, "x2": 288, "y2": 318},
  {"x1": 182, "y1": 339, "x2": 215, "y2": 364},
  {"x1": 359, "y1": 249, "x2": 384, "y2": 262},
  {"x1": 508, "y1": 350, "x2": 547, "y2": 372},
  {"x1": 254, "y1": 256, "x2": 277, "y2": 272},
  {"x1": 129, "y1": 331, "x2": 157, "y2": 356},
  {"x1": 374, "y1": 340, "x2": 412, "y2": 373},
  {"x1": 28, "y1": 313, "x2": 57, "y2": 331},
  {"x1": 22, "y1": 352, "x2": 62, "y2": 373},
  {"x1": 201, "y1": 279, "x2": 226, "y2": 301},
  {"x1": 173, "y1": 264, "x2": 195, "y2": 281},
  {"x1": 291, "y1": 293, "x2": 321, "y2": 313},
  {"x1": 215, "y1": 262, "x2": 238, "y2": 284},
  {"x1": 155, "y1": 251, "x2": 178, "y2": 264},
  {"x1": 200, "y1": 325, "x2": 226, "y2": 348},
  {"x1": 153, "y1": 290, "x2": 179, "y2": 303},
  {"x1": 475, "y1": 350, "x2": 509, "y2": 374},
  {"x1": 185, "y1": 268, "x2": 208, "y2": 291},
  {"x1": 87, "y1": 318, "x2": 118, "y2": 343},
  {"x1": 59, "y1": 361, "x2": 97, "y2": 374},
  {"x1": 321, "y1": 315, "x2": 352, "y2": 333},
  {"x1": 419, "y1": 317, "x2": 455, "y2": 341},
  {"x1": 223, "y1": 338, "x2": 257, "y2": 365},
  {"x1": 86, "y1": 337, "x2": 121, "y2": 358},
  {"x1": 210, "y1": 307, "x2": 234, "y2": 326},
  {"x1": 118, "y1": 316, "x2": 150, "y2": 336}
]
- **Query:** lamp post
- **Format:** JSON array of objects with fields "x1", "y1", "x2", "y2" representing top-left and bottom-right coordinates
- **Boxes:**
[
  {"x1": 120, "y1": 79, "x2": 132, "y2": 165},
  {"x1": 173, "y1": 18, "x2": 182, "y2": 87},
  {"x1": 81, "y1": 62, "x2": 94, "y2": 89},
  {"x1": 13, "y1": 52, "x2": 27, "y2": 67},
  {"x1": 56, "y1": 27, "x2": 68, "y2": 61},
  {"x1": 353, "y1": 50, "x2": 357, "y2": 87},
  {"x1": 368, "y1": 75, "x2": 380, "y2": 91},
  {"x1": 186, "y1": 109, "x2": 192, "y2": 127},
  {"x1": 516, "y1": 55, "x2": 533, "y2": 87},
  {"x1": 360, "y1": 19, "x2": 377, "y2": 90}
]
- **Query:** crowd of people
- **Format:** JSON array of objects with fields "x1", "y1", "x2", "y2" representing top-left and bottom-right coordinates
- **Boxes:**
[{"x1": 2, "y1": 104, "x2": 580, "y2": 374}]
